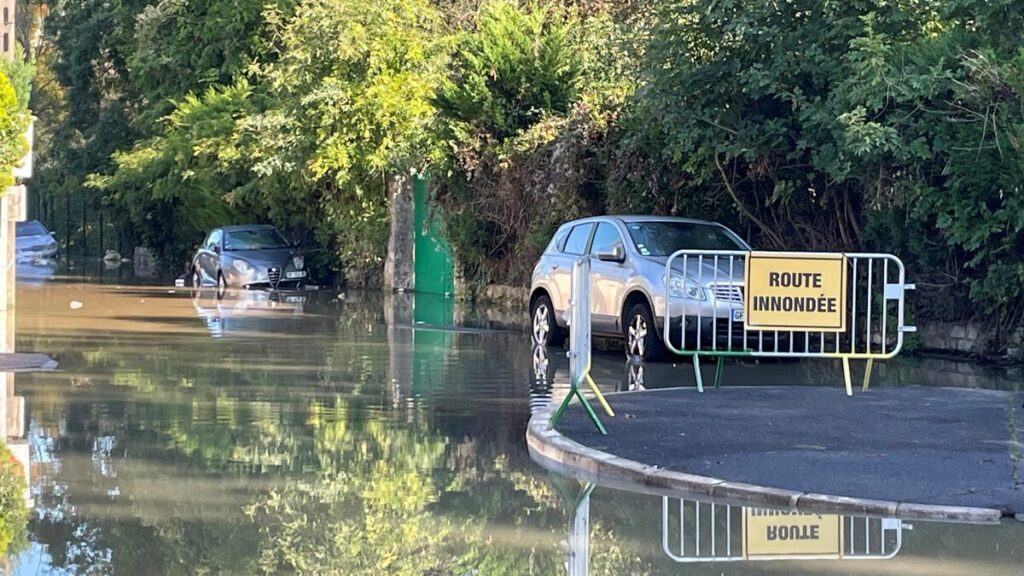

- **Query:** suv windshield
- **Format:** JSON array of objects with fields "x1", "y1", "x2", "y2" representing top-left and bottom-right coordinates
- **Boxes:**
[
  {"x1": 15, "y1": 221, "x2": 48, "y2": 237},
  {"x1": 625, "y1": 221, "x2": 745, "y2": 256},
  {"x1": 224, "y1": 228, "x2": 289, "y2": 250}
]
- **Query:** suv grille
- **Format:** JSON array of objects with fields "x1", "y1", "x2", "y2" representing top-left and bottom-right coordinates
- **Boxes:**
[
  {"x1": 268, "y1": 267, "x2": 281, "y2": 285},
  {"x1": 709, "y1": 283, "x2": 743, "y2": 302}
]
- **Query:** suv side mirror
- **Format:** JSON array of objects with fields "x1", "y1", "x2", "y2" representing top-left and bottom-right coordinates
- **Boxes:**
[
  {"x1": 212, "y1": 245, "x2": 221, "y2": 254},
  {"x1": 596, "y1": 244, "x2": 625, "y2": 263}
]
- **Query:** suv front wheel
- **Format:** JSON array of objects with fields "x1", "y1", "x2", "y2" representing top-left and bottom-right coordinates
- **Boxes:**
[
  {"x1": 625, "y1": 302, "x2": 667, "y2": 362},
  {"x1": 530, "y1": 294, "x2": 566, "y2": 347}
]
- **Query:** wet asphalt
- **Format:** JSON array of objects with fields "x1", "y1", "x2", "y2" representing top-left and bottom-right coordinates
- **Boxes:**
[{"x1": 557, "y1": 385, "x2": 1024, "y2": 513}]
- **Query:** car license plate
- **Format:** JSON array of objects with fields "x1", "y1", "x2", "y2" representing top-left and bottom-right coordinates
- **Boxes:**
[
  {"x1": 731, "y1": 308, "x2": 745, "y2": 322},
  {"x1": 285, "y1": 271, "x2": 307, "y2": 279},
  {"x1": 285, "y1": 296, "x2": 307, "y2": 304}
]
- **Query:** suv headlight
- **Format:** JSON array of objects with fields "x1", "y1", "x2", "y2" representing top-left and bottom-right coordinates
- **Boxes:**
[
  {"x1": 232, "y1": 259, "x2": 252, "y2": 274},
  {"x1": 292, "y1": 255, "x2": 304, "y2": 270},
  {"x1": 665, "y1": 274, "x2": 706, "y2": 301}
]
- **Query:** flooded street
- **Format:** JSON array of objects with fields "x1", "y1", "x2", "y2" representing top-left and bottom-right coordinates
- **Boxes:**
[{"x1": 8, "y1": 278, "x2": 1024, "y2": 574}]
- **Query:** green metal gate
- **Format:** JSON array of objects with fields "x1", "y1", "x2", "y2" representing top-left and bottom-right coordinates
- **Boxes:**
[{"x1": 412, "y1": 177, "x2": 455, "y2": 296}]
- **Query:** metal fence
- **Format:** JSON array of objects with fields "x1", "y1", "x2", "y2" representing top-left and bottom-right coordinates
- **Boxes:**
[
  {"x1": 662, "y1": 250, "x2": 916, "y2": 394},
  {"x1": 662, "y1": 497, "x2": 909, "y2": 563}
]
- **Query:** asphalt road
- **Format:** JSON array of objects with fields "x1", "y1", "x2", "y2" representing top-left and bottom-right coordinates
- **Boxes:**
[{"x1": 557, "y1": 386, "x2": 1024, "y2": 513}]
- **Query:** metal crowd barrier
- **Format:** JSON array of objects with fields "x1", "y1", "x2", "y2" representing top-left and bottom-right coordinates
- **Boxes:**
[
  {"x1": 662, "y1": 497, "x2": 909, "y2": 563},
  {"x1": 547, "y1": 257, "x2": 613, "y2": 433},
  {"x1": 663, "y1": 250, "x2": 916, "y2": 395}
]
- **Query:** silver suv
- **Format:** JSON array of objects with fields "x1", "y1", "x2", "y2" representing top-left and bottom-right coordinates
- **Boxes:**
[{"x1": 529, "y1": 216, "x2": 751, "y2": 361}]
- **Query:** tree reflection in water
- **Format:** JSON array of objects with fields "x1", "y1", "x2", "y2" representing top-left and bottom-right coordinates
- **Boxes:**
[{"x1": 12, "y1": 285, "x2": 651, "y2": 574}]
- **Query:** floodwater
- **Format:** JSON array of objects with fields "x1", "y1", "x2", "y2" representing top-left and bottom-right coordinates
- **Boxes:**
[{"x1": 7, "y1": 272, "x2": 1024, "y2": 574}]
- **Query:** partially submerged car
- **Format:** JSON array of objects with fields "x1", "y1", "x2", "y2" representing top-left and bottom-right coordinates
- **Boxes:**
[
  {"x1": 190, "y1": 225, "x2": 309, "y2": 290},
  {"x1": 529, "y1": 216, "x2": 755, "y2": 361},
  {"x1": 15, "y1": 220, "x2": 58, "y2": 262}
]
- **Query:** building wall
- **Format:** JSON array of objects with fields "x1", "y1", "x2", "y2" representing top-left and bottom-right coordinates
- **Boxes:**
[{"x1": 0, "y1": 0, "x2": 14, "y2": 60}]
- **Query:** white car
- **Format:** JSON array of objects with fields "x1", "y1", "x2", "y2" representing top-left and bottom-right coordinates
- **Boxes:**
[
  {"x1": 15, "y1": 220, "x2": 58, "y2": 261},
  {"x1": 529, "y1": 216, "x2": 755, "y2": 361}
]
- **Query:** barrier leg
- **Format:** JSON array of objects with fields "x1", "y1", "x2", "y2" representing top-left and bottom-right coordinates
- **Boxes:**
[
  {"x1": 585, "y1": 374, "x2": 615, "y2": 417},
  {"x1": 577, "y1": 391, "x2": 608, "y2": 435},
  {"x1": 862, "y1": 358, "x2": 874, "y2": 392},
  {"x1": 548, "y1": 389, "x2": 608, "y2": 435},
  {"x1": 692, "y1": 355, "x2": 704, "y2": 393},
  {"x1": 842, "y1": 357, "x2": 853, "y2": 397},
  {"x1": 548, "y1": 392, "x2": 574, "y2": 430},
  {"x1": 713, "y1": 356, "x2": 725, "y2": 389}
]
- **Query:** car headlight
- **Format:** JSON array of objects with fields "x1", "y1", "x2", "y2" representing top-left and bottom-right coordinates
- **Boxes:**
[
  {"x1": 231, "y1": 259, "x2": 251, "y2": 274},
  {"x1": 292, "y1": 255, "x2": 304, "y2": 270},
  {"x1": 665, "y1": 274, "x2": 706, "y2": 301}
]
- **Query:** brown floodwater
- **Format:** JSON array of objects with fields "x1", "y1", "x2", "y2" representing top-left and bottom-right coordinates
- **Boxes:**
[{"x1": 5, "y1": 268, "x2": 1023, "y2": 575}]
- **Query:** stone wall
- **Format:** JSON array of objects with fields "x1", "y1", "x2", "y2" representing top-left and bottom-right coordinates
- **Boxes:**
[{"x1": 917, "y1": 320, "x2": 1024, "y2": 359}]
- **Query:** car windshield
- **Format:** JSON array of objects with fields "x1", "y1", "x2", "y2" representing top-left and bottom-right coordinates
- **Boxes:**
[
  {"x1": 223, "y1": 228, "x2": 289, "y2": 250},
  {"x1": 625, "y1": 221, "x2": 746, "y2": 256},
  {"x1": 16, "y1": 221, "x2": 48, "y2": 237}
]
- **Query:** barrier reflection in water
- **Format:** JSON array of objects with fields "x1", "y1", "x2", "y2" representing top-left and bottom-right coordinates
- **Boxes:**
[{"x1": 662, "y1": 497, "x2": 908, "y2": 563}]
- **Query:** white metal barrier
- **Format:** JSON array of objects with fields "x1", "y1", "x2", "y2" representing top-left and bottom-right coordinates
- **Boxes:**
[
  {"x1": 569, "y1": 257, "x2": 592, "y2": 386},
  {"x1": 548, "y1": 257, "x2": 613, "y2": 433},
  {"x1": 662, "y1": 497, "x2": 909, "y2": 563},
  {"x1": 662, "y1": 250, "x2": 916, "y2": 394}
]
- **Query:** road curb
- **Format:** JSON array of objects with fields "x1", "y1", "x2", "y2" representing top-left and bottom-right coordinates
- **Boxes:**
[{"x1": 527, "y1": 405, "x2": 1005, "y2": 525}]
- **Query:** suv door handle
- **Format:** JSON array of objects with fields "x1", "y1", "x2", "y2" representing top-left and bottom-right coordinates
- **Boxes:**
[{"x1": 550, "y1": 264, "x2": 559, "y2": 271}]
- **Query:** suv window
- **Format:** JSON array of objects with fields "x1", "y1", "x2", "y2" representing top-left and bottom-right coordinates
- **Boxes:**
[
  {"x1": 546, "y1": 226, "x2": 570, "y2": 254},
  {"x1": 563, "y1": 223, "x2": 594, "y2": 255},
  {"x1": 589, "y1": 222, "x2": 623, "y2": 256}
]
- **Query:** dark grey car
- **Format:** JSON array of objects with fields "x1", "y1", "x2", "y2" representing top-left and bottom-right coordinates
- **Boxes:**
[{"x1": 190, "y1": 225, "x2": 309, "y2": 290}]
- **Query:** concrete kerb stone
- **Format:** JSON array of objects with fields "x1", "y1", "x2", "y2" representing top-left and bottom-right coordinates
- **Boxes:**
[
  {"x1": 527, "y1": 404, "x2": 1004, "y2": 525},
  {"x1": 797, "y1": 493, "x2": 899, "y2": 518}
]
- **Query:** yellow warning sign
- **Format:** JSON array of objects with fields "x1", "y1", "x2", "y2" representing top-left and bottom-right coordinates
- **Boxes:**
[
  {"x1": 743, "y1": 508, "x2": 843, "y2": 559},
  {"x1": 744, "y1": 252, "x2": 847, "y2": 332}
]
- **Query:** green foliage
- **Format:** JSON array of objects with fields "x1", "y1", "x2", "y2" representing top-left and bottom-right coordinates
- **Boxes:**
[
  {"x1": 89, "y1": 82, "x2": 258, "y2": 265},
  {"x1": 0, "y1": 71, "x2": 30, "y2": 190},
  {"x1": 1, "y1": 46, "x2": 36, "y2": 111},
  {"x1": 434, "y1": 1, "x2": 615, "y2": 284},
  {"x1": 436, "y1": 0, "x2": 578, "y2": 142},
  {"x1": 0, "y1": 444, "x2": 29, "y2": 558},
  {"x1": 33, "y1": 0, "x2": 1024, "y2": 336},
  {"x1": 619, "y1": 0, "x2": 1024, "y2": 339},
  {"x1": 246, "y1": 0, "x2": 449, "y2": 283}
]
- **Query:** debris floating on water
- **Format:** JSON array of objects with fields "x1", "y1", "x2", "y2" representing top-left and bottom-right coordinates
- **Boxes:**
[{"x1": 69, "y1": 301, "x2": 83, "y2": 310}]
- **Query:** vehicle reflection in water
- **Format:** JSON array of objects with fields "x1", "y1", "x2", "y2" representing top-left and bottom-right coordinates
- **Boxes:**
[
  {"x1": 191, "y1": 287, "x2": 307, "y2": 338},
  {"x1": 15, "y1": 258, "x2": 58, "y2": 286}
]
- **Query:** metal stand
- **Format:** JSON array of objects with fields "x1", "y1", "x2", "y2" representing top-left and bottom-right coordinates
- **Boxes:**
[
  {"x1": 862, "y1": 358, "x2": 874, "y2": 391},
  {"x1": 713, "y1": 356, "x2": 725, "y2": 389},
  {"x1": 842, "y1": 357, "x2": 876, "y2": 396},
  {"x1": 549, "y1": 384, "x2": 609, "y2": 435}
]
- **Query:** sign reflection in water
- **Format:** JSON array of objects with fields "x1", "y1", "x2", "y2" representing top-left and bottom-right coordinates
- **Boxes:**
[{"x1": 662, "y1": 497, "x2": 908, "y2": 562}]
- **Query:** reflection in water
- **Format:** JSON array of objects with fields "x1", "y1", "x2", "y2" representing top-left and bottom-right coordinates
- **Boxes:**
[
  {"x1": 6, "y1": 281, "x2": 1024, "y2": 574},
  {"x1": 661, "y1": 498, "x2": 909, "y2": 562},
  {"x1": 553, "y1": 477, "x2": 1024, "y2": 576}
]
